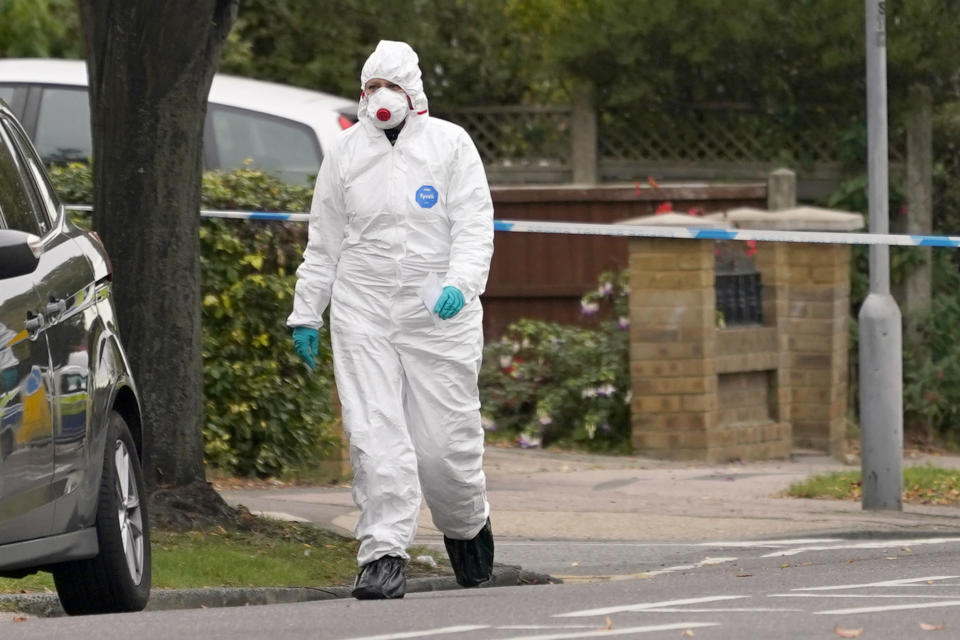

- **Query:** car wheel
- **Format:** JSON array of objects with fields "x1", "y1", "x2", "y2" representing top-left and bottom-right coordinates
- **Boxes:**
[{"x1": 52, "y1": 410, "x2": 151, "y2": 615}]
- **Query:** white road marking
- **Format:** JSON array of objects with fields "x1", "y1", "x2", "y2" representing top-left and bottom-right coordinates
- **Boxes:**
[
  {"x1": 773, "y1": 593, "x2": 960, "y2": 599},
  {"x1": 761, "y1": 538, "x2": 960, "y2": 558},
  {"x1": 697, "y1": 538, "x2": 844, "y2": 547},
  {"x1": 636, "y1": 607, "x2": 802, "y2": 613},
  {"x1": 555, "y1": 595, "x2": 747, "y2": 617},
  {"x1": 793, "y1": 576, "x2": 960, "y2": 591},
  {"x1": 816, "y1": 600, "x2": 960, "y2": 615},
  {"x1": 496, "y1": 626, "x2": 609, "y2": 630},
  {"x1": 642, "y1": 556, "x2": 738, "y2": 577},
  {"x1": 336, "y1": 625, "x2": 489, "y2": 640},
  {"x1": 496, "y1": 622, "x2": 719, "y2": 640}
]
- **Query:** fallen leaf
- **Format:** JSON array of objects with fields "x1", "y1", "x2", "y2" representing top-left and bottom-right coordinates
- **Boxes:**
[
  {"x1": 682, "y1": 630, "x2": 695, "y2": 637},
  {"x1": 920, "y1": 622, "x2": 945, "y2": 631},
  {"x1": 13, "y1": 616, "x2": 27, "y2": 623},
  {"x1": 571, "y1": 562, "x2": 579, "y2": 567},
  {"x1": 735, "y1": 573, "x2": 753, "y2": 578},
  {"x1": 605, "y1": 616, "x2": 613, "y2": 630},
  {"x1": 781, "y1": 563, "x2": 791, "y2": 569},
  {"x1": 834, "y1": 625, "x2": 864, "y2": 638},
  {"x1": 885, "y1": 556, "x2": 898, "y2": 560}
]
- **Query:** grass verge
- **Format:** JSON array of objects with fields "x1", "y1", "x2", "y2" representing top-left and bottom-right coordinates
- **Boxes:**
[
  {"x1": 0, "y1": 519, "x2": 445, "y2": 595},
  {"x1": 786, "y1": 464, "x2": 960, "y2": 504}
]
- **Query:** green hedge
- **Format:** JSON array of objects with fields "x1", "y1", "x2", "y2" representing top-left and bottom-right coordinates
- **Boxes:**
[{"x1": 49, "y1": 164, "x2": 336, "y2": 477}]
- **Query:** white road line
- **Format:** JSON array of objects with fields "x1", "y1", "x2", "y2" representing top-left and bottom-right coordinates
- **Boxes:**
[
  {"x1": 761, "y1": 538, "x2": 960, "y2": 558},
  {"x1": 637, "y1": 607, "x2": 803, "y2": 613},
  {"x1": 555, "y1": 595, "x2": 747, "y2": 617},
  {"x1": 793, "y1": 576, "x2": 960, "y2": 591},
  {"x1": 773, "y1": 593, "x2": 960, "y2": 599},
  {"x1": 643, "y1": 556, "x2": 738, "y2": 577},
  {"x1": 697, "y1": 538, "x2": 844, "y2": 547},
  {"x1": 335, "y1": 625, "x2": 489, "y2": 640},
  {"x1": 496, "y1": 622, "x2": 719, "y2": 640},
  {"x1": 816, "y1": 600, "x2": 960, "y2": 615},
  {"x1": 496, "y1": 626, "x2": 610, "y2": 630}
]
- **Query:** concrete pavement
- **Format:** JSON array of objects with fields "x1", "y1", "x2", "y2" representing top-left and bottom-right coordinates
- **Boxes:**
[
  {"x1": 7, "y1": 445, "x2": 960, "y2": 617},
  {"x1": 221, "y1": 445, "x2": 960, "y2": 544}
]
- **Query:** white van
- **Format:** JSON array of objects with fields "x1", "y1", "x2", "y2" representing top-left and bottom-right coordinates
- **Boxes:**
[{"x1": 0, "y1": 58, "x2": 357, "y2": 186}]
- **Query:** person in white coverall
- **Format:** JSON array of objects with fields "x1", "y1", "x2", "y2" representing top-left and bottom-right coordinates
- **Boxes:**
[{"x1": 287, "y1": 40, "x2": 495, "y2": 600}]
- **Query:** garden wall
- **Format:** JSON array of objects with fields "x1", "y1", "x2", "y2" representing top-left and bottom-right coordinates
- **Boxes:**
[{"x1": 626, "y1": 199, "x2": 863, "y2": 461}]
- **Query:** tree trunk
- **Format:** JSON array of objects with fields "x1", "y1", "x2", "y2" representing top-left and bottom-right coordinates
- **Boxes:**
[{"x1": 76, "y1": 1, "x2": 237, "y2": 490}]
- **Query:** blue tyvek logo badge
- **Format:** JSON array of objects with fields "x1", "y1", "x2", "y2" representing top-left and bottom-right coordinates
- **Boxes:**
[{"x1": 416, "y1": 185, "x2": 438, "y2": 209}]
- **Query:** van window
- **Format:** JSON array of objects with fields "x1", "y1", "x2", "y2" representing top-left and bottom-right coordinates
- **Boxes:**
[
  {"x1": 34, "y1": 87, "x2": 92, "y2": 164},
  {"x1": 208, "y1": 105, "x2": 320, "y2": 186},
  {"x1": 0, "y1": 87, "x2": 13, "y2": 105}
]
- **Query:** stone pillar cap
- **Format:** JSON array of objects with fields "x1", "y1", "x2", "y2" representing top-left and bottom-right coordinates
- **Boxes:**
[
  {"x1": 718, "y1": 206, "x2": 865, "y2": 231},
  {"x1": 616, "y1": 212, "x2": 732, "y2": 228}
]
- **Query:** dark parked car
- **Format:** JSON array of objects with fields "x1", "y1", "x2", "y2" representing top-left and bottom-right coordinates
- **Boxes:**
[{"x1": 0, "y1": 100, "x2": 149, "y2": 614}]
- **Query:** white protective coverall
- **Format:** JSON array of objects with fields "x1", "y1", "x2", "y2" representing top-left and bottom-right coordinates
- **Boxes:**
[{"x1": 287, "y1": 40, "x2": 494, "y2": 567}]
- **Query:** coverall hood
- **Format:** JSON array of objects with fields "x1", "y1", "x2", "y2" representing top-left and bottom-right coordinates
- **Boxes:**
[{"x1": 358, "y1": 40, "x2": 429, "y2": 122}]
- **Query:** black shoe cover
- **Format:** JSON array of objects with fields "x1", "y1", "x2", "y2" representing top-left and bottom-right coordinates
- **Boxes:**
[
  {"x1": 351, "y1": 555, "x2": 406, "y2": 600},
  {"x1": 444, "y1": 518, "x2": 494, "y2": 588}
]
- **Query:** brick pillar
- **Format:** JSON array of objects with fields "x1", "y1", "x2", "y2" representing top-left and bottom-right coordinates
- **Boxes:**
[
  {"x1": 783, "y1": 243, "x2": 851, "y2": 455},
  {"x1": 628, "y1": 237, "x2": 717, "y2": 460},
  {"x1": 754, "y1": 241, "x2": 791, "y2": 432}
]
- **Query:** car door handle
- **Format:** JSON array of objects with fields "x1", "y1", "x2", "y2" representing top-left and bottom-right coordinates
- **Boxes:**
[
  {"x1": 25, "y1": 310, "x2": 44, "y2": 336},
  {"x1": 45, "y1": 297, "x2": 66, "y2": 318}
]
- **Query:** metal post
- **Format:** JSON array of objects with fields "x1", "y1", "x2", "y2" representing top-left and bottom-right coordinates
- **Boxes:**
[{"x1": 859, "y1": 0, "x2": 902, "y2": 510}]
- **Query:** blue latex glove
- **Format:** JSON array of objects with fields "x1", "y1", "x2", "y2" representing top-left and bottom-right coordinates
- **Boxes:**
[
  {"x1": 292, "y1": 326, "x2": 319, "y2": 370},
  {"x1": 434, "y1": 286, "x2": 465, "y2": 320}
]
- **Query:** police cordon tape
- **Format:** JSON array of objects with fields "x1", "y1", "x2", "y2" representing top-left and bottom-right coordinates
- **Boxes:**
[{"x1": 65, "y1": 205, "x2": 960, "y2": 248}]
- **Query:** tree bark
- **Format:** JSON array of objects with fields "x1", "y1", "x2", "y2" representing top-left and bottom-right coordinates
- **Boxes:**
[{"x1": 76, "y1": 1, "x2": 238, "y2": 490}]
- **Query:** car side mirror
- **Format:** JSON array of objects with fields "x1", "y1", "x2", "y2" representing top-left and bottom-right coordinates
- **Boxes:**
[{"x1": 0, "y1": 229, "x2": 42, "y2": 279}]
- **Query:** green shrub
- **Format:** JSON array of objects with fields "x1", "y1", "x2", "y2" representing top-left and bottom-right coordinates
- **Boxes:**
[
  {"x1": 49, "y1": 164, "x2": 337, "y2": 477},
  {"x1": 479, "y1": 270, "x2": 631, "y2": 453},
  {"x1": 902, "y1": 254, "x2": 960, "y2": 442}
]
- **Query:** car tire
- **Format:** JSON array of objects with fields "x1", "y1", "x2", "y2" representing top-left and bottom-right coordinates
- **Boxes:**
[{"x1": 52, "y1": 410, "x2": 151, "y2": 615}]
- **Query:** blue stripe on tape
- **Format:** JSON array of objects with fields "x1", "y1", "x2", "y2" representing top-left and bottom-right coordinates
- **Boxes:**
[
  {"x1": 692, "y1": 229, "x2": 738, "y2": 240},
  {"x1": 248, "y1": 212, "x2": 292, "y2": 221},
  {"x1": 494, "y1": 221, "x2": 515, "y2": 232},
  {"x1": 912, "y1": 235, "x2": 960, "y2": 248}
]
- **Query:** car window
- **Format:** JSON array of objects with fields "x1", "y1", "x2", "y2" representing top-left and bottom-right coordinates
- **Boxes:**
[
  {"x1": 0, "y1": 87, "x2": 13, "y2": 105},
  {"x1": 208, "y1": 105, "x2": 321, "y2": 186},
  {"x1": 0, "y1": 123, "x2": 43, "y2": 235},
  {"x1": 34, "y1": 87, "x2": 92, "y2": 164},
  {"x1": 7, "y1": 122, "x2": 61, "y2": 226}
]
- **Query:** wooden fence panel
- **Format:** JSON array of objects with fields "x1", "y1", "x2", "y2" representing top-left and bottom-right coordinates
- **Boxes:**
[{"x1": 482, "y1": 184, "x2": 768, "y2": 339}]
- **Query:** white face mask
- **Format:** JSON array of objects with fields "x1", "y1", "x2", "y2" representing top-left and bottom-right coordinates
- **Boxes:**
[{"x1": 366, "y1": 89, "x2": 409, "y2": 129}]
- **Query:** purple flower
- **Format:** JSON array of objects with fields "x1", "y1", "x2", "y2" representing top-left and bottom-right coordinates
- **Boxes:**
[
  {"x1": 602, "y1": 282, "x2": 614, "y2": 296},
  {"x1": 580, "y1": 300, "x2": 599, "y2": 316},
  {"x1": 481, "y1": 416, "x2": 497, "y2": 432},
  {"x1": 538, "y1": 414, "x2": 553, "y2": 426},
  {"x1": 518, "y1": 433, "x2": 542, "y2": 449},
  {"x1": 618, "y1": 316, "x2": 630, "y2": 329}
]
